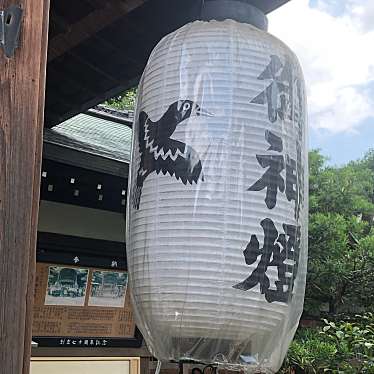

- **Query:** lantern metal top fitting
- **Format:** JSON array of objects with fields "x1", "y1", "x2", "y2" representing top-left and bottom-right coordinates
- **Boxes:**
[{"x1": 200, "y1": 0, "x2": 268, "y2": 30}]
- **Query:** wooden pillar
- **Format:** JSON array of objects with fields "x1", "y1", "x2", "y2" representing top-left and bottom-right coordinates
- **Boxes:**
[{"x1": 0, "y1": 1, "x2": 50, "y2": 374}]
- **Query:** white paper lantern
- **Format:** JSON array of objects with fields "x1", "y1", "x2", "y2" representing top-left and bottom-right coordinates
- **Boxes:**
[{"x1": 127, "y1": 6, "x2": 308, "y2": 373}]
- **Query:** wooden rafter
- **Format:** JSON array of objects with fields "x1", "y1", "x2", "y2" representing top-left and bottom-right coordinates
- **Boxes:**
[{"x1": 48, "y1": 0, "x2": 146, "y2": 62}]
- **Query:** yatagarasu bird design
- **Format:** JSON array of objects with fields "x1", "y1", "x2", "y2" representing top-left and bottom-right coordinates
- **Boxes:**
[{"x1": 132, "y1": 99, "x2": 211, "y2": 209}]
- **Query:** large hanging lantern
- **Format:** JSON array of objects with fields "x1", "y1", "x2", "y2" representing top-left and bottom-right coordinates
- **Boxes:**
[{"x1": 127, "y1": 1, "x2": 308, "y2": 372}]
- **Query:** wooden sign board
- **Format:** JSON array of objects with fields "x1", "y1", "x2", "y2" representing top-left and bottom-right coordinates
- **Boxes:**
[{"x1": 32, "y1": 263, "x2": 141, "y2": 348}]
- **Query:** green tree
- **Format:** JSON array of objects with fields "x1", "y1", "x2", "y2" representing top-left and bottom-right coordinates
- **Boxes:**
[
  {"x1": 306, "y1": 212, "x2": 372, "y2": 314},
  {"x1": 306, "y1": 150, "x2": 374, "y2": 316},
  {"x1": 309, "y1": 162, "x2": 374, "y2": 217},
  {"x1": 104, "y1": 87, "x2": 137, "y2": 111},
  {"x1": 361, "y1": 148, "x2": 374, "y2": 174}
]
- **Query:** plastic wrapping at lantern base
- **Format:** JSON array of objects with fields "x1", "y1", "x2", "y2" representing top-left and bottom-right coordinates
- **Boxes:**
[{"x1": 126, "y1": 18, "x2": 308, "y2": 374}]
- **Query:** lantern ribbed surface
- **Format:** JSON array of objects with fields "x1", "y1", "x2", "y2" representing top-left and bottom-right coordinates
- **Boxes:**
[{"x1": 127, "y1": 19, "x2": 308, "y2": 373}]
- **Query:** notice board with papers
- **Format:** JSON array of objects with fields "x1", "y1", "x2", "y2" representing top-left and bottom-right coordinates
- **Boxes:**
[{"x1": 32, "y1": 233, "x2": 142, "y2": 348}]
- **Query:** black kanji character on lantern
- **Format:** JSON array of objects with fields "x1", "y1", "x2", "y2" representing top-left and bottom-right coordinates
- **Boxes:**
[
  {"x1": 296, "y1": 141, "x2": 304, "y2": 215},
  {"x1": 286, "y1": 155, "x2": 297, "y2": 203},
  {"x1": 266, "y1": 129, "x2": 283, "y2": 152},
  {"x1": 248, "y1": 130, "x2": 285, "y2": 209},
  {"x1": 233, "y1": 218, "x2": 301, "y2": 304},
  {"x1": 286, "y1": 154, "x2": 300, "y2": 219},
  {"x1": 251, "y1": 55, "x2": 295, "y2": 123},
  {"x1": 249, "y1": 130, "x2": 300, "y2": 214},
  {"x1": 294, "y1": 79, "x2": 305, "y2": 139},
  {"x1": 270, "y1": 223, "x2": 301, "y2": 302},
  {"x1": 287, "y1": 148, "x2": 305, "y2": 220}
]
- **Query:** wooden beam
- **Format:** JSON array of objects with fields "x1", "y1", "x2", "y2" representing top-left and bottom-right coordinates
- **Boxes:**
[
  {"x1": 48, "y1": 0, "x2": 146, "y2": 62},
  {"x1": 66, "y1": 50, "x2": 119, "y2": 83},
  {"x1": 0, "y1": 1, "x2": 50, "y2": 374},
  {"x1": 47, "y1": 74, "x2": 141, "y2": 128}
]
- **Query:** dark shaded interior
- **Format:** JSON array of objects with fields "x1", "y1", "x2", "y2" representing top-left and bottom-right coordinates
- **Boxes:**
[{"x1": 45, "y1": 0, "x2": 290, "y2": 128}]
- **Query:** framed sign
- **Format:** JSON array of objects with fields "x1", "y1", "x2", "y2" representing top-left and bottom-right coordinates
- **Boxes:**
[{"x1": 33, "y1": 233, "x2": 142, "y2": 348}]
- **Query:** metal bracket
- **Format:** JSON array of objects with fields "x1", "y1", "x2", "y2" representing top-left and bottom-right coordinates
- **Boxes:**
[{"x1": 0, "y1": 5, "x2": 23, "y2": 58}]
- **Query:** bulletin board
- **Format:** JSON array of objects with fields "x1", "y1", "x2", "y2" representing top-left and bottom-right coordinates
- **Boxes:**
[{"x1": 32, "y1": 233, "x2": 142, "y2": 348}]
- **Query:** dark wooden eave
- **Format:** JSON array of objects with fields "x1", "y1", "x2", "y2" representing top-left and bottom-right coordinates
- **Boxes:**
[
  {"x1": 45, "y1": 0, "x2": 290, "y2": 128},
  {"x1": 43, "y1": 105, "x2": 132, "y2": 177}
]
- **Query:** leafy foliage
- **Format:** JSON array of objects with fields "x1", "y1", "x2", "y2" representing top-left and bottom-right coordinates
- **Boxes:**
[
  {"x1": 282, "y1": 328, "x2": 337, "y2": 373},
  {"x1": 309, "y1": 151, "x2": 374, "y2": 217},
  {"x1": 281, "y1": 150, "x2": 374, "y2": 373},
  {"x1": 104, "y1": 87, "x2": 137, "y2": 111},
  {"x1": 281, "y1": 314, "x2": 374, "y2": 373},
  {"x1": 306, "y1": 150, "x2": 374, "y2": 315},
  {"x1": 321, "y1": 314, "x2": 374, "y2": 372}
]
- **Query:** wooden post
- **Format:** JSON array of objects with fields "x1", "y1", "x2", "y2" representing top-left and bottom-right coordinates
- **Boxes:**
[{"x1": 0, "y1": 1, "x2": 50, "y2": 374}]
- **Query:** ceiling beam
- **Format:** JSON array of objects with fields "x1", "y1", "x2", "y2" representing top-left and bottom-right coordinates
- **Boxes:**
[
  {"x1": 47, "y1": 74, "x2": 141, "y2": 128},
  {"x1": 48, "y1": 0, "x2": 146, "y2": 62}
]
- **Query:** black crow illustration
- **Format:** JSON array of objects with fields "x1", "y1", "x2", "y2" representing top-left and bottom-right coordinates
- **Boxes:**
[{"x1": 132, "y1": 99, "x2": 212, "y2": 209}]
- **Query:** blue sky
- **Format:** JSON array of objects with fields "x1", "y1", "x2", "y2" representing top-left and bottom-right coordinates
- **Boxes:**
[
  {"x1": 269, "y1": 0, "x2": 374, "y2": 166},
  {"x1": 309, "y1": 120, "x2": 374, "y2": 165}
]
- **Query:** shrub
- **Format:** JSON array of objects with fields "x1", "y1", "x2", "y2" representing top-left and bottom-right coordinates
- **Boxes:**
[
  {"x1": 280, "y1": 314, "x2": 374, "y2": 373},
  {"x1": 281, "y1": 329, "x2": 337, "y2": 373},
  {"x1": 320, "y1": 313, "x2": 374, "y2": 373}
]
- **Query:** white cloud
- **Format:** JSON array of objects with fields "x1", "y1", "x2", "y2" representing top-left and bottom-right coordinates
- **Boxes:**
[
  {"x1": 347, "y1": 0, "x2": 374, "y2": 31},
  {"x1": 268, "y1": 0, "x2": 374, "y2": 133}
]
